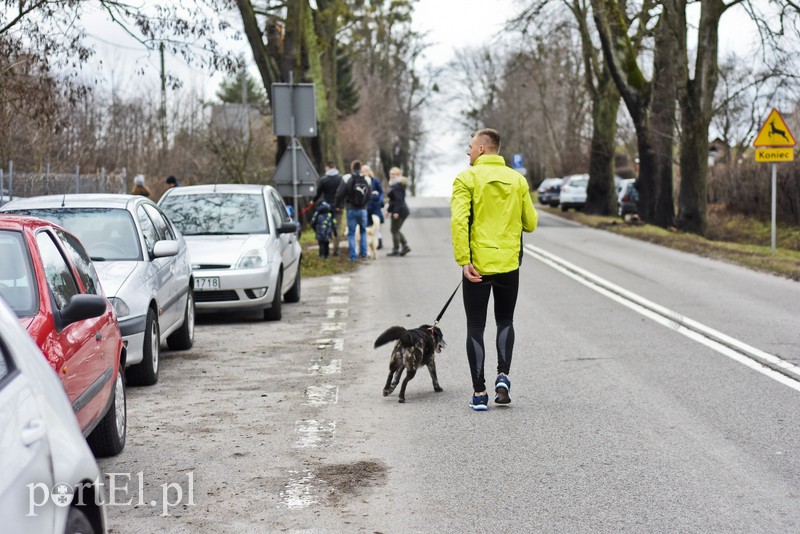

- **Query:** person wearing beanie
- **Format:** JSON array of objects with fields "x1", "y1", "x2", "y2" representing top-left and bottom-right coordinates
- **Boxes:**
[{"x1": 131, "y1": 174, "x2": 152, "y2": 198}]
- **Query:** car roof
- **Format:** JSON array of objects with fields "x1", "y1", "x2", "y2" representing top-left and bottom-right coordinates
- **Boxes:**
[
  {"x1": 160, "y1": 184, "x2": 272, "y2": 197},
  {"x1": 1, "y1": 194, "x2": 148, "y2": 211},
  {"x1": 0, "y1": 214, "x2": 73, "y2": 234}
]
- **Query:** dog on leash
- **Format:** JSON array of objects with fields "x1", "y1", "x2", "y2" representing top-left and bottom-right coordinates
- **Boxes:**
[
  {"x1": 365, "y1": 214, "x2": 380, "y2": 259},
  {"x1": 375, "y1": 325, "x2": 445, "y2": 403}
]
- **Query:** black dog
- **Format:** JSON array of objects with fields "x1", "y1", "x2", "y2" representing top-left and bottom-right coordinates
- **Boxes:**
[{"x1": 374, "y1": 325, "x2": 445, "y2": 403}]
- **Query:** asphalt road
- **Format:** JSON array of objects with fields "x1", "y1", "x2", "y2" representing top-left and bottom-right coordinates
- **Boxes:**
[{"x1": 99, "y1": 197, "x2": 800, "y2": 533}]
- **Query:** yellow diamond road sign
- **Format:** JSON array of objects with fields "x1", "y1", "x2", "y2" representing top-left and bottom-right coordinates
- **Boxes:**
[{"x1": 753, "y1": 108, "x2": 796, "y2": 147}]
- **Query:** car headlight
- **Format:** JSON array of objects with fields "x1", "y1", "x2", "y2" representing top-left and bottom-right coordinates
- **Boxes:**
[
  {"x1": 108, "y1": 297, "x2": 131, "y2": 318},
  {"x1": 235, "y1": 248, "x2": 268, "y2": 269}
]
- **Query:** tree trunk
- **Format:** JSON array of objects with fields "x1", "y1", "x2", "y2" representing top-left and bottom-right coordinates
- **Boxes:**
[
  {"x1": 313, "y1": 0, "x2": 342, "y2": 169},
  {"x1": 677, "y1": 0, "x2": 724, "y2": 236},
  {"x1": 585, "y1": 68, "x2": 620, "y2": 215}
]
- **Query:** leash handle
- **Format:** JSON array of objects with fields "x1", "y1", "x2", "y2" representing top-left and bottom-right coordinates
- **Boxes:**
[{"x1": 433, "y1": 280, "x2": 463, "y2": 326}]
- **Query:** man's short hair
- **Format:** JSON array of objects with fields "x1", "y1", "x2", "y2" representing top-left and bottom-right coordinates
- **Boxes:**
[
  {"x1": 473, "y1": 128, "x2": 501, "y2": 151},
  {"x1": 351, "y1": 160, "x2": 362, "y2": 172},
  {"x1": 326, "y1": 161, "x2": 336, "y2": 168},
  {"x1": 165, "y1": 175, "x2": 177, "y2": 185}
]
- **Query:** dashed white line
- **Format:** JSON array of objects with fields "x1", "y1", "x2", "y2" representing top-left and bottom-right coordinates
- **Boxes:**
[
  {"x1": 326, "y1": 295, "x2": 349, "y2": 305},
  {"x1": 279, "y1": 470, "x2": 317, "y2": 509},
  {"x1": 294, "y1": 419, "x2": 336, "y2": 448},
  {"x1": 326, "y1": 308, "x2": 348, "y2": 319},
  {"x1": 309, "y1": 358, "x2": 341, "y2": 375},
  {"x1": 315, "y1": 338, "x2": 344, "y2": 350},
  {"x1": 320, "y1": 322, "x2": 346, "y2": 333},
  {"x1": 304, "y1": 385, "x2": 338, "y2": 406}
]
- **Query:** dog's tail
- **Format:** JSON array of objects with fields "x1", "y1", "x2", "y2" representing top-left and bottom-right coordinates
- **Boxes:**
[{"x1": 374, "y1": 326, "x2": 412, "y2": 348}]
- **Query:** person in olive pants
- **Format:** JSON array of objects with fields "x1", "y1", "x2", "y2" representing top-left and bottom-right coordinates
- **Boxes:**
[{"x1": 386, "y1": 167, "x2": 410, "y2": 256}]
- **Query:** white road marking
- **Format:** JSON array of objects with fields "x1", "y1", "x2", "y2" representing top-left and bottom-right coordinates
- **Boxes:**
[
  {"x1": 326, "y1": 308, "x2": 348, "y2": 319},
  {"x1": 294, "y1": 419, "x2": 336, "y2": 448},
  {"x1": 329, "y1": 285, "x2": 349, "y2": 294},
  {"x1": 524, "y1": 243, "x2": 800, "y2": 393},
  {"x1": 279, "y1": 470, "x2": 317, "y2": 509},
  {"x1": 309, "y1": 358, "x2": 341, "y2": 375},
  {"x1": 316, "y1": 338, "x2": 344, "y2": 351},
  {"x1": 326, "y1": 295, "x2": 349, "y2": 305},
  {"x1": 320, "y1": 322, "x2": 346, "y2": 333},
  {"x1": 304, "y1": 385, "x2": 338, "y2": 406},
  {"x1": 331, "y1": 276, "x2": 350, "y2": 285}
]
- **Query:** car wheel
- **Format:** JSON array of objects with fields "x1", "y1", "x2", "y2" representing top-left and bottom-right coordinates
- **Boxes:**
[
  {"x1": 561, "y1": 204, "x2": 568, "y2": 212},
  {"x1": 284, "y1": 261, "x2": 301, "y2": 303},
  {"x1": 126, "y1": 308, "x2": 159, "y2": 386},
  {"x1": 263, "y1": 271, "x2": 283, "y2": 321},
  {"x1": 167, "y1": 291, "x2": 195, "y2": 350},
  {"x1": 64, "y1": 506, "x2": 94, "y2": 534},
  {"x1": 87, "y1": 366, "x2": 126, "y2": 457}
]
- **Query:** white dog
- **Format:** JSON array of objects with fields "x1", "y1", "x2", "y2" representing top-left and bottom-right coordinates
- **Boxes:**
[{"x1": 365, "y1": 214, "x2": 380, "y2": 259}]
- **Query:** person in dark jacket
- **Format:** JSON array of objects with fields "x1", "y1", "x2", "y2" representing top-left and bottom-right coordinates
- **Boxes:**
[
  {"x1": 313, "y1": 162, "x2": 344, "y2": 256},
  {"x1": 386, "y1": 166, "x2": 410, "y2": 256}
]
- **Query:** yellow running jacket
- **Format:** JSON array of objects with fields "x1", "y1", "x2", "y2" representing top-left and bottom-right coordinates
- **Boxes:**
[{"x1": 451, "y1": 154, "x2": 538, "y2": 275}]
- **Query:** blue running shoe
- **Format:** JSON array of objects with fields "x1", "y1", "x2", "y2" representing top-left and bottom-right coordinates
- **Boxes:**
[
  {"x1": 470, "y1": 393, "x2": 489, "y2": 411},
  {"x1": 495, "y1": 375, "x2": 511, "y2": 404}
]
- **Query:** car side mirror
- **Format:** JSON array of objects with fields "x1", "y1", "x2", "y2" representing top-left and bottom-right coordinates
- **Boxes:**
[
  {"x1": 278, "y1": 222, "x2": 298, "y2": 235},
  {"x1": 59, "y1": 294, "x2": 107, "y2": 327},
  {"x1": 153, "y1": 240, "x2": 179, "y2": 258}
]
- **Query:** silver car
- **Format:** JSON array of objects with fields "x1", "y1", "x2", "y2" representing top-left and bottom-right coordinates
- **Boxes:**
[
  {"x1": 158, "y1": 184, "x2": 301, "y2": 321},
  {"x1": 1, "y1": 195, "x2": 195, "y2": 386},
  {"x1": 0, "y1": 296, "x2": 107, "y2": 533},
  {"x1": 559, "y1": 174, "x2": 589, "y2": 212}
]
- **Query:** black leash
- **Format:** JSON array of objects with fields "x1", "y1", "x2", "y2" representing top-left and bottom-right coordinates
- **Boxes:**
[{"x1": 432, "y1": 280, "x2": 463, "y2": 328}]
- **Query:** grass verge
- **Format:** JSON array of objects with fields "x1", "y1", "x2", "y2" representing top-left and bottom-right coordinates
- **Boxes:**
[
  {"x1": 299, "y1": 229, "x2": 360, "y2": 278},
  {"x1": 538, "y1": 204, "x2": 800, "y2": 281}
]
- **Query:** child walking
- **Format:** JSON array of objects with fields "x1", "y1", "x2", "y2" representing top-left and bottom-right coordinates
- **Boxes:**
[{"x1": 310, "y1": 201, "x2": 337, "y2": 259}]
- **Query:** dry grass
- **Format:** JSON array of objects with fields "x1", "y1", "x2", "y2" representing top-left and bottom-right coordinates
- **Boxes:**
[
  {"x1": 299, "y1": 228, "x2": 360, "y2": 277},
  {"x1": 541, "y1": 204, "x2": 800, "y2": 281}
]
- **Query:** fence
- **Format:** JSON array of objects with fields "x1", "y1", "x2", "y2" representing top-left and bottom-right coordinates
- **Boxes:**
[{"x1": 0, "y1": 162, "x2": 128, "y2": 206}]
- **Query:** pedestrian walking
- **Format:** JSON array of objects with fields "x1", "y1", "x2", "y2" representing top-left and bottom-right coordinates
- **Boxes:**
[
  {"x1": 335, "y1": 160, "x2": 371, "y2": 261},
  {"x1": 310, "y1": 200, "x2": 337, "y2": 259},
  {"x1": 386, "y1": 167, "x2": 410, "y2": 257},
  {"x1": 362, "y1": 165, "x2": 385, "y2": 249},
  {"x1": 131, "y1": 174, "x2": 152, "y2": 197},
  {"x1": 450, "y1": 128, "x2": 538, "y2": 411},
  {"x1": 313, "y1": 161, "x2": 344, "y2": 256}
]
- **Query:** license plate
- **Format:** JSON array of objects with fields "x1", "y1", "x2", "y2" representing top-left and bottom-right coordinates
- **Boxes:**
[{"x1": 195, "y1": 277, "x2": 220, "y2": 291}]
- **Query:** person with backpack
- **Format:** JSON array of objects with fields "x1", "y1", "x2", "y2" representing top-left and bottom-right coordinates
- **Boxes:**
[
  {"x1": 386, "y1": 167, "x2": 411, "y2": 257},
  {"x1": 313, "y1": 161, "x2": 344, "y2": 256},
  {"x1": 335, "y1": 160, "x2": 371, "y2": 261},
  {"x1": 310, "y1": 201, "x2": 337, "y2": 259}
]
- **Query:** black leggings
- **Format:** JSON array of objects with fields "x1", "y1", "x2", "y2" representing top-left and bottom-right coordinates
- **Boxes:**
[{"x1": 463, "y1": 269, "x2": 519, "y2": 392}]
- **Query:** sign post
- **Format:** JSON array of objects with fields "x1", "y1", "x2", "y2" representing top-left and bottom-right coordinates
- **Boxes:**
[
  {"x1": 271, "y1": 75, "x2": 318, "y2": 211},
  {"x1": 752, "y1": 108, "x2": 796, "y2": 254}
]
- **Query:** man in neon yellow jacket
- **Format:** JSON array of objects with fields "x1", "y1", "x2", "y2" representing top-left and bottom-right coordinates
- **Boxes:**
[{"x1": 451, "y1": 128, "x2": 538, "y2": 411}]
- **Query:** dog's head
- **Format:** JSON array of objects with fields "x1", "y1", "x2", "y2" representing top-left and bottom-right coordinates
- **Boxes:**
[{"x1": 422, "y1": 324, "x2": 446, "y2": 353}]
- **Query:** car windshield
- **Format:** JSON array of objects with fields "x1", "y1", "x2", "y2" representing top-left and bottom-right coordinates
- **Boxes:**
[
  {"x1": 160, "y1": 193, "x2": 269, "y2": 235},
  {"x1": 0, "y1": 230, "x2": 38, "y2": 317},
  {"x1": 8, "y1": 208, "x2": 141, "y2": 261},
  {"x1": 567, "y1": 177, "x2": 589, "y2": 188}
]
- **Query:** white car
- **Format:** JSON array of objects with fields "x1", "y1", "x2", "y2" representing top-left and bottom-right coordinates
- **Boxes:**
[
  {"x1": 159, "y1": 184, "x2": 301, "y2": 321},
  {"x1": 0, "y1": 297, "x2": 107, "y2": 533},
  {"x1": 559, "y1": 173, "x2": 589, "y2": 212},
  {"x1": 1, "y1": 195, "x2": 195, "y2": 386}
]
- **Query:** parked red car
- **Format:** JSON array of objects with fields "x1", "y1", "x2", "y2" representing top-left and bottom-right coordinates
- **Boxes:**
[{"x1": 0, "y1": 215, "x2": 127, "y2": 457}]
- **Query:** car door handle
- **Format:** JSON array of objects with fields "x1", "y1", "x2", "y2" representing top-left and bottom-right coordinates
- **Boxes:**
[
  {"x1": 21, "y1": 419, "x2": 47, "y2": 446},
  {"x1": 96, "y1": 332, "x2": 103, "y2": 341}
]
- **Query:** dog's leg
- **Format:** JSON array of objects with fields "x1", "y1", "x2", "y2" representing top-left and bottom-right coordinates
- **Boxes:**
[
  {"x1": 383, "y1": 357, "x2": 402, "y2": 396},
  {"x1": 427, "y1": 362, "x2": 444, "y2": 392},
  {"x1": 398, "y1": 368, "x2": 416, "y2": 403}
]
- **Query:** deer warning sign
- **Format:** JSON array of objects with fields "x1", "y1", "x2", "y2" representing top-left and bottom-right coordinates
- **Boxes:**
[{"x1": 753, "y1": 109, "x2": 796, "y2": 147}]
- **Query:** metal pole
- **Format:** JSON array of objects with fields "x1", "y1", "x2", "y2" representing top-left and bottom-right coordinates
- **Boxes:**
[
  {"x1": 8, "y1": 160, "x2": 12, "y2": 200},
  {"x1": 46, "y1": 162, "x2": 50, "y2": 195},
  {"x1": 122, "y1": 167, "x2": 127, "y2": 194},
  {"x1": 75, "y1": 165, "x2": 80, "y2": 194},
  {"x1": 290, "y1": 71, "x2": 298, "y2": 211},
  {"x1": 0, "y1": 168, "x2": 4, "y2": 206},
  {"x1": 771, "y1": 163, "x2": 777, "y2": 255}
]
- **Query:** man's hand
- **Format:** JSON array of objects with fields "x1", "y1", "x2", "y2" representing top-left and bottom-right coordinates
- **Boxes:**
[{"x1": 462, "y1": 263, "x2": 482, "y2": 283}]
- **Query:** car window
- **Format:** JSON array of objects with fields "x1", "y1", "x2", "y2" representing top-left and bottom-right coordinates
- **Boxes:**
[
  {"x1": 0, "y1": 340, "x2": 10, "y2": 383},
  {"x1": 268, "y1": 194, "x2": 285, "y2": 232},
  {"x1": 56, "y1": 230, "x2": 102, "y2": 296},
  {"x1": 568, "y1": 178, "x2": 589, "y2": 188},
  {"x1": 143, "y1": 204, "x2": 175, "y2": 240},
  {"x1": 137, "y1": 205, "x2": 159, "y2": 254},
  {"x1": 160, "y1": 193, "x2": 269, "y2": 235},
  {"x1": 36, "y1": 231, "x2": 80, "y2": 311},
  {"x1": 0, "y1": 230, "x2": 38, "y2": 317},
  {"x1": 7, "y1": 208, "x2": 142, "y2": 261}
]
